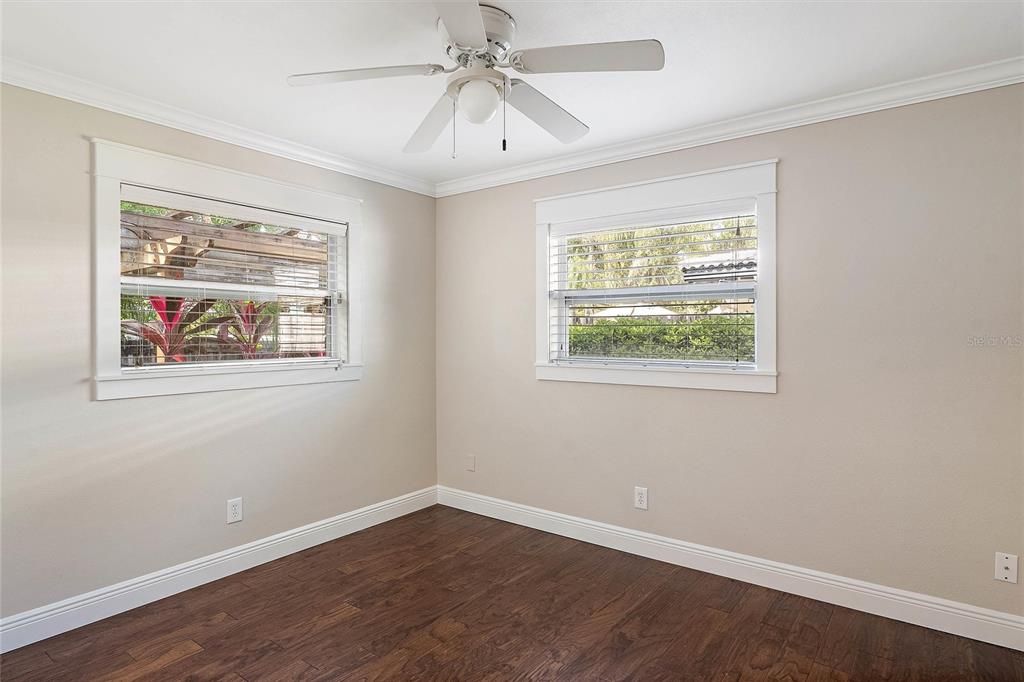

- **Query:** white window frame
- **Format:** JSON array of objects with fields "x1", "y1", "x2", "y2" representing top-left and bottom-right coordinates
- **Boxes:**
[
  {"x1": 535, "y1": 160, "x2": 777, "y2": 393},
  {"x1": 92, "y1": 139, "x2": 364, "y2": 400}
]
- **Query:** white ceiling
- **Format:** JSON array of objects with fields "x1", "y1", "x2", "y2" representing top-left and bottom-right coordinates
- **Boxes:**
[{"x1": 3, "y1": 1, "x2": 1022, "y2": 191}]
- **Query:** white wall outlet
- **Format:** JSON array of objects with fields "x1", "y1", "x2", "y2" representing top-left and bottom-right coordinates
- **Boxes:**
[
  {"x1": 634, "y1": 486, "x2": 648, "y2": 510},
  {"x1": 464, "y1": 455, "x2": 476, "y2": 472},
  {"x1": 995, "y1": 552, "x2": 1018, "y2": 583},
  {"x1": 227, "y1": 497, "x2": 243, "y2": 524}
]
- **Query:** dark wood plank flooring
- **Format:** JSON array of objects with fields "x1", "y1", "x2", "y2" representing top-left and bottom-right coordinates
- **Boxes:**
[{"x1": 2, "y1": 505, "x2": 1021, "y2": 681}]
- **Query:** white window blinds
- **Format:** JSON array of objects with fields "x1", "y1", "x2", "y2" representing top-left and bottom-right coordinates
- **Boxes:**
[
  {"x1": 118, "y1": 187, "x2": 347, "y2": 369},
  {"x1": 548, "y1": 212, "x2": 757, "y2": 367}
]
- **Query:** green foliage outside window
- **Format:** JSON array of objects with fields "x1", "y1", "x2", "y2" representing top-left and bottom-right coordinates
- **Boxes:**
[
  {"x1": 564, "y1": 217, "x2": 756, "y2": 291},
  {"x1": 120, "y1": 295, "x2": 321, "y2": 366},
  {"x1": 568, "y1": 311, "x2": 755, "y2": 363},
  {"x1": 561, "y1": 216, "x2": 757, "y2": 364}
]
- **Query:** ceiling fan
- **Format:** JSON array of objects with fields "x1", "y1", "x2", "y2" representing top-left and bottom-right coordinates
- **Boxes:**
[{"x1": 287, "y1": 1, "x2": 665, "y2": 153}]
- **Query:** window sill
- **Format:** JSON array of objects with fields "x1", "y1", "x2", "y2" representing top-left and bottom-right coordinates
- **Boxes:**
[
  {"x1": 94, "y1": 362, "x2": 364, "y2": 400},
  {"x1": 535, "y1": 362, "x2": 777, "y2": 393}
]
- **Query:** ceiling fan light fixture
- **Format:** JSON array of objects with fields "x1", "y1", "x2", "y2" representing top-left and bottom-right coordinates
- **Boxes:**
[
  {"x1": 288, "y1": 1, "x2": 666, "y2": 152},
  {"x1": 458, "y1": 79, "x2": 499, "y2": 124}
]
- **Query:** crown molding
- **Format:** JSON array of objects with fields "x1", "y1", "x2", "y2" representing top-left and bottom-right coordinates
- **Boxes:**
[
  {"x1": 3, "y1": 56, "x2": 1022, "y2": 199},
  {"x1": 433, "y1": 56, "x2": 1024, "y2": 197},
  {"x1": 0, "y1": 59, "x2": 437, "y2": 197}
]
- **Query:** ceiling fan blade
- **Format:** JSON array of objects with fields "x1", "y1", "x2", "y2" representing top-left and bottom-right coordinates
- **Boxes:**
[
  {"x1": 403, "y1": 93, "x2": 455, "y2": 153},
  {"x1": 506, "y1": 79, "x2": 588, "y2": 144},
  {"x1": 434, "y1": 1, "x2": 487, "y2": 50},
  {"x1": 287, "y1": 64, "x2": 444, "y2": 87},
  {"x1": 510, "y1": 39, "x2": 665, "y2": 74}
]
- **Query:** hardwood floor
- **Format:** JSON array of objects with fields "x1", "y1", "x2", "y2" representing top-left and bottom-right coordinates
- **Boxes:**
[{"x1": 2, "y1": 505, "x2": 1022, "y2": 681}]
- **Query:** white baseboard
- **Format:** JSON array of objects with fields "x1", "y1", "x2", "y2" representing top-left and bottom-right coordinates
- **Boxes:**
[
  {"x1": 437, "y1": 486, "x2": 1024, "y2": 652},
  {"x1": 5, "y1": 485, "x2": 1020, "y2": 654},
  {"x1": 0, "y1": 486, "x2": 437, "y2": 654}
]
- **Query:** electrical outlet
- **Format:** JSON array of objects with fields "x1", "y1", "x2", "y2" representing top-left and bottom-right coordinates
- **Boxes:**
[
  {"x1": 995, "y1": 552, "x2": 1018, "y2": 584},
  {"x1": 464, "y1": 455, "x2": 476, "y2": 472},
  {"x1": 634, "y1": 486, "x2": 648, "y2": 510},
  {"x1": 227, "y1": 497, "x2": 243, "y2": 524}
]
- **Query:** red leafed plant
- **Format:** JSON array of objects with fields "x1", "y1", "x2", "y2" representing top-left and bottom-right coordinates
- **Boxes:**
[
  {"x1": 216, "y1": 301, "x2": 276, "y2": 359},
  {"x1": 121, "y1": 296, "x2": 216, "y2": 362}
]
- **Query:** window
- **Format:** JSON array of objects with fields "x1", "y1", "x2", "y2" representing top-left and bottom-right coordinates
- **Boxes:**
[
  {"x1": 94, "y1": 140, "x2": 363, "y2": 399},
  {"x1": 550, "y1": 213, "x2": 757, "y2": 366},
  {"x1": 535, "y1": 161, "x2": 777, "y2": 392},
  {"x1": 119, "y1": 188, "x2": 344, "y2": 368}
]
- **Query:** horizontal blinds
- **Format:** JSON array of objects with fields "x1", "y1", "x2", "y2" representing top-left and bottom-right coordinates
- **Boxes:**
[
  {"x1": 549, "y1": 214, "x2": 757, "y2": 366},
  {"x1": 553, "y1": 297, "x2": 756, "y2": 365},
  {"x1": 119, "y1": 196, "x2": 344, "y2": 368},
  {"x1": 120, "y1": 203, "x2": 337, "y2": 291},
  {"x1": 120, "y1": 293, "x2": 334, "y2": 368},
  {"x1": 551, "y1": 215, "x2": 756, "y2": 292}
]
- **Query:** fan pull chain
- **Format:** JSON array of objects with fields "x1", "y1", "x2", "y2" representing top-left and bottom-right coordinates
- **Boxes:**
[
  {"x1": 451, "y1": 96, "x2": 457, "y2": 159},
  {"x1": 502, "y1": 81, "x2": 507, "y2": 152}
]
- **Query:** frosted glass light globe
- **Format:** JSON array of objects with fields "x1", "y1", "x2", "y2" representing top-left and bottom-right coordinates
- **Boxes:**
[{"x1": 458, "y1": 80, "x2": 499, "y2": 124}]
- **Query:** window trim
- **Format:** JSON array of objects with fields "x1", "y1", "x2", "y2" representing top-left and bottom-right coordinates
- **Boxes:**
[
  {"x1": 92, "y1": 139, "x2": 364, "y2": 400},
  {"x1": 534, "y1": 160, "x2": 777, "y2": 393}
]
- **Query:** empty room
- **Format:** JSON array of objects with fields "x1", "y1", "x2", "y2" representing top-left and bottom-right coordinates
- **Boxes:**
[{"x1": 1, "y1": 0, "x2": 1022, "y2": 679}]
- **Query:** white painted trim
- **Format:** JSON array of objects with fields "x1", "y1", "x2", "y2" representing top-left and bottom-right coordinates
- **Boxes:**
[
  {"x1": 536, "y1": 160, "x2": 776, "y2": 224},
  {"x1": 0, "y1": 59, "x2": 435, "y2": 197},
  {"x1": 121, "y1": 183, "x2": 351, "y2": 236},
  {"x1": 94, "y1": 363, "x2": 364, "y2": 400},
  {"x1": 436, "y1": 486, "x2": 1024, "y2": 652},
  {"x1": 4, "y1": 485, "x2": 1020, "y2": 653},
  {"x1": 0, "y1": 486, "x2": 438, "y2": 654},
  {"x1": 434, "y1": 57, "x2": 1024, "y2": 196},
  {"x1": 94, "y1": 139, "x2": 364, "y2": 400},
  {"x1": 548, "y1": 197, "x2": 757, "y2": 238},
  {"x1": 536, "y1": 158, "x2": 774, "y2": 214},
  {"x1": 755, "y1": 192, "x2": 777, "y2": 374},
  {"x1": 97, "y1": 138, "x2": 365, "y2": 217},
  {"x1": 3, "y1": 59, "x2": 1022, "y2": 199},
  {"x1": 536, "y1": 363, "x2": 777, "y2": 393}
]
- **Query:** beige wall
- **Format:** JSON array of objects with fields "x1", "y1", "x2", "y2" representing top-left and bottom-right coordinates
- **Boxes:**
[
  {"x1": 436, "y1": 85, "x2": 1024, "y2": 615},
  {"x1": 2, "y1": 83, "x2": 1021, "y2": 622},
  {"x1": 0, "y1": 85, "x2": 437, "y2": 616}
]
